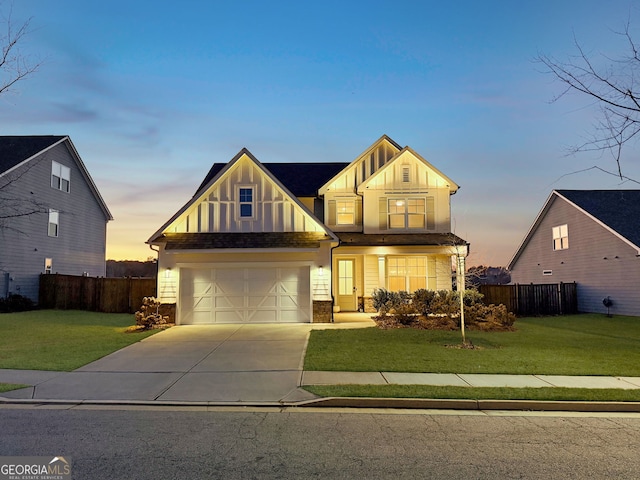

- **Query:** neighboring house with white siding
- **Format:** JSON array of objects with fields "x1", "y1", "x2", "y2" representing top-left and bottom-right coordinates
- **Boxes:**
[
  {"x1": 509, "y1": 190, "x2": 640, "y2": 316},
  {"x1": 0, "y1": 136, "x2": 113, "y2": 302},
  {"x1": 148, "y1": 135, "x2": 468, "y2": 324}
]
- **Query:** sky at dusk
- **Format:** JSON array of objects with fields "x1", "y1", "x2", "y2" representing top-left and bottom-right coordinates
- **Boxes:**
[{"x1": 4, "y1": 0, "x2": 640, "y2": 266}]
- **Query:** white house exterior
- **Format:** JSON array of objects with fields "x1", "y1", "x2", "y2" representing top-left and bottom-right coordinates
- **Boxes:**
[{"x1": 149, "y1": 136, "x2": 468, "y2": 324}]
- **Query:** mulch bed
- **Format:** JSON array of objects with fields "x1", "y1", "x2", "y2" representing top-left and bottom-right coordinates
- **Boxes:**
[{"x1": 373, "y1": 315, "x2": 515, "y2": 332}]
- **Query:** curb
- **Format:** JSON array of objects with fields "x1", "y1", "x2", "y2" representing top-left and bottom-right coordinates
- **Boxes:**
[
  {"x1": 2, "y1": 395, "x2": 640, "y2": 412},
  {"x1": 295, "y1": 397, "x2": 640, "y2": 412}
]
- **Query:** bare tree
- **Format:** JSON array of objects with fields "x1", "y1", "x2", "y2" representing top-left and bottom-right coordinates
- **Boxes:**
[
  {"x1": 0, "y1": 3, "x2": 43, "y2": 232},
  {"x1": 538, "y1": 23, "x2": 640, "y2": 179},
  {"x1": 1, "y1": 2, "x2": 39, "y2": 96}
]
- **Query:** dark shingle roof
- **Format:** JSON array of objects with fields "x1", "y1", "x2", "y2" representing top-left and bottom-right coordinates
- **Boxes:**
[
  {"x1": 155, "y1": 232, "x2": 334, "y2": 249},
  {"x1": 0, "y1": 136, "x2": 66, "y2": 174},
  {"x1": 336, "y1": 232, "x2": 468, "y2": 246},
  {"x1": 557, "y1": 190, "x2": 640, "y2": 247},
  {"x1": 195, "y1": 162, "x2": 349, "y2": 197}
]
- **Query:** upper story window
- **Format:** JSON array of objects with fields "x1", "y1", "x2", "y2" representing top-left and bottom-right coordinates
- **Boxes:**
[
  {"x1": 552, "y1": 224, "x2": 568, "y2": 250},
  {"x1": 51, "y1": 161, "x2": 70, "y2": 193},
  {"x1": 238, "y1": 187, "x2": 254, "y2": 218},
  {"x1": 48, "y1": 209, "x2": 59, "y2": 237},
  {"x1": 389, "y1": 198, "x2": 425, "y2": 229},
  {"x1": 336, "y1": 200, "x2": 355, "y2": 225}
]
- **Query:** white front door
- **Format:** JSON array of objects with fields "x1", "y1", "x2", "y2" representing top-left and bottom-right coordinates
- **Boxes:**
[
  {"x1": 337, "y1": 259, "x2": 357, "y2": 311},
  {"x1": 179, "y1": 266, "x2": 311, "y2": 324}
]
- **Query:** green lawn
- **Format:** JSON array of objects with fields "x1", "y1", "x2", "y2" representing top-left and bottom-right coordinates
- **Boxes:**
[
  {"x1": 304, "y1": 314, "x2": 640, "y2": 376},
  {"x1": 305, "y1": 385, "x2": 640, "y2": 402},
  {"x1": 0, "y1": 309, "x2": 158, "y2": 371}
]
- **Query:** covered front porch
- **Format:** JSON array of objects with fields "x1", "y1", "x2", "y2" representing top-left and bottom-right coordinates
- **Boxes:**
[{"x1": 331, "y1": 238, "x2": 468, "y2": 313}]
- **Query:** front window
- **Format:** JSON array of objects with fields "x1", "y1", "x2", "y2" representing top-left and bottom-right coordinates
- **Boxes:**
[
  {"x1": 553, "y1": 224, "x2": 568, "y2": 250},
  {"x1": 51, "y1": 161, "x2": 70, "y2": 193},
  {"x1": 388, "y1": 257, "x2": 428, "y2": 292},
  {"x1": 239, "y1": 187, "x2": 254, "y2": 218},
  {"x1": 336, "y1": 200, "x2": 355, "y2": 225},
  {"x1": 389, "y1": 198, "x2": 425, "y2": 229},
  {"x1": 48, "y1": 209, "x2": 59, "y2": 237}
]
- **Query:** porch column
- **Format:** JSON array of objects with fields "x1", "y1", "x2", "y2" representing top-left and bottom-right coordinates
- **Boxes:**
[{"x1": 378, "y1": 256, "x2": 385, "y2": 288}]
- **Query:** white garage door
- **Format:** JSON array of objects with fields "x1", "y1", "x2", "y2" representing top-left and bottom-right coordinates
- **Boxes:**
[{"x1": 179, "y1": 266, "x2": 311, "y2": 324}]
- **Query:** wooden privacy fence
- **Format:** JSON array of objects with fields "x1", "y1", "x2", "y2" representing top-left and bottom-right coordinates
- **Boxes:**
[
  {"x1": 39, "y1": 274, "x2": 156, "y2": 313},
  {"x1": 478, "y1": 283, "x2": 577, "y2": 316}
]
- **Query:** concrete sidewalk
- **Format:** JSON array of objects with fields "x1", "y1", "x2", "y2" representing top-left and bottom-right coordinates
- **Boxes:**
[{"x1": 301, "y1": 371, "x2": 640, "y2": 389}]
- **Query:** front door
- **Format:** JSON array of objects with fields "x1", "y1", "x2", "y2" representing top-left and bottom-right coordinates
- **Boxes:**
[{"x1": 337, "y1": 259, "x2": 357, "y2": 311}]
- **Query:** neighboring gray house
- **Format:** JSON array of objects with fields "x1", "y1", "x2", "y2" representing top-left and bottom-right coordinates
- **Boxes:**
[
  {"x1": 0, "y1": 136, "x2": 112, "y2": 302},
  {"x1": 509, "y1": 190, "x2": 640, "y2": 316}
]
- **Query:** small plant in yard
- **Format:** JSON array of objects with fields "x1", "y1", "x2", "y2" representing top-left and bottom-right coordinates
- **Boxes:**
[
  {"x1": 0, "y1": 294, "x2": 36, "y2": 313},
  {"x1": 133, "y1": 297, "x2": 172, "y2": 331}
]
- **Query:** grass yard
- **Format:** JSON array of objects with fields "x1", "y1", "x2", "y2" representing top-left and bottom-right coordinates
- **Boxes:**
[
  {"x1": 0, "y1": 309, "x2": 158, "y2": 371},
  {"x1": 304, "y1": 314, "x2": 640, "y2": 376},
  {"x1": 305, "y1": 385, "x2": 640, "y2": 402}
]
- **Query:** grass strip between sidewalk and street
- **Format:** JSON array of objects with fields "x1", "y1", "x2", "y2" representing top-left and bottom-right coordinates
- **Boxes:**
[
  {"x1": 304, "y1": 385, "x2": 640, "y2": 402},
  {"x1": 304, "y1": 314, "x2": 640, "y2": 376},
  {"x1": 0, "y1": 383, "x2": 28, "y2": 393},
  {"x1": 0, "y1": 310, "x2": 158, "y2": 371}
]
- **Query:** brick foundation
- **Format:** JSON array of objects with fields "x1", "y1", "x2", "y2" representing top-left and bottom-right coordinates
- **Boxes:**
[{"x1": 313, "y1": 300, "x2": 333, "y2": 323}]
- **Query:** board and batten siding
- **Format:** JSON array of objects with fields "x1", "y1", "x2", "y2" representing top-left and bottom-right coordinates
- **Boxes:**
[
  {"x1": 169, "y1": 156, "x2": 324, "y2": 234},
  {"x1": 510, "y1": 195, "x2": 640, "y2": 316},
  {"x1": 0, "y1": 141, "x2": 108, "y2": 301}
]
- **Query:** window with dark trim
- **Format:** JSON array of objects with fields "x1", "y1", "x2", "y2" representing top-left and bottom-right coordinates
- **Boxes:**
[{"x1": 239, "y1": 187, "x2": 254, "y2": 218}]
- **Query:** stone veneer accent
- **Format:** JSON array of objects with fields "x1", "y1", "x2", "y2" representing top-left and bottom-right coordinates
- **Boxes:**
[
  {"x1": 313, "y1": 300, "x2": 333, "y2": 323},
  {"x1": 363, "y1": 297, "x2": 376, "y2": 314},
  {"x1": 159, "y1": 303, "x2": 176, "y2": 323}
]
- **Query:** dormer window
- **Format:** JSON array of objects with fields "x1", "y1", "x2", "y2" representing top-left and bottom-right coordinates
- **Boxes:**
[{"x1": 238, "y1": 187, "x2": 254, "y2": 218}]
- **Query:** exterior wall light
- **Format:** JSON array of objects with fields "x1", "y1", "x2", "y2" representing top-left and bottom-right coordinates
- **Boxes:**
[
  {"x1": 165, "y1": 268, "x2": 173, "y2": 279},
  {"x1": 318, "y1": 266, "x2": 324, "y2": 276}
]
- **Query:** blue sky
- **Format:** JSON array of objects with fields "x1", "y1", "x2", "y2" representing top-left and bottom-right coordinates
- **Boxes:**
[{"x1": 4, "y1": 0, "x2": 640, "y2": 265}]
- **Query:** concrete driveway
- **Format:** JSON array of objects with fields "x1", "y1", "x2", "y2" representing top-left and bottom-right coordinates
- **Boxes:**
[{"x1": 3, "y1": 324, "x2": 325, "y2": 404}]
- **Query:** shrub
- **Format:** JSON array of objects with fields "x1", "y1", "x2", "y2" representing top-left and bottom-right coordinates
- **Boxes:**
[
  {"x1": 464, "y1": 303, "x2": 516, "y2": 330},
  {"x1": 412, "y1": 289, "x2": 437, "y2": 316},
  {"x1": 372, "y1": 288, "x2": 411, "y2": 316},
  {"x1": 0, "y1": 294, "x2": 36, "y2": 313},
  {"x1": 134, "y1": 297, "x2": 170, "y2": 329}
]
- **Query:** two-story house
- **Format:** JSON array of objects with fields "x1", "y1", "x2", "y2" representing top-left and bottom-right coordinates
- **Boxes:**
[
  {"x1": 0, "y1": 136, "x2": 113, "y2": 302},
  {"x1": 148, "y1": 135, "x2": 468, "y2": 324},
  {"x1": 509, "y1": 189, "x2": 640, "y2": 316}
]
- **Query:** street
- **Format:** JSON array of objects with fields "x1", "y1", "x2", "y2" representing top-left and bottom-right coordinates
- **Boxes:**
[{"x1": 1, "y1": 406, "x2": 639, "y2": 479}]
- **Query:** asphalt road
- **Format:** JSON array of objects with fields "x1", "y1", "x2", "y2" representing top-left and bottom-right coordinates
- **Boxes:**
[{"x1": 1, "y1": 406, "x2": 639, "y2": 479}]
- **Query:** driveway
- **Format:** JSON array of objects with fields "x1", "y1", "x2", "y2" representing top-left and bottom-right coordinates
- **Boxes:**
[{"x1": 3, "y1": 324, "x2": 321, "y2": 404}]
